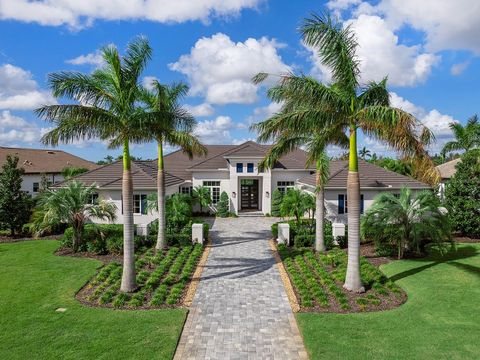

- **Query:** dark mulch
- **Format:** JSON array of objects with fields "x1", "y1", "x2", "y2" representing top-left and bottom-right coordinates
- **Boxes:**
[
  {"x1": 0, "y1": 234, "x2": 62, "y2": 244},
  {"x1": 360, "y1": 243, "x2": 392, "y2": 267},
  {"x1": 55, "y1": 247, "x2": 123, "y2": 264},
  {"x1": 454, "y1": 236, "x2": 480, "y2": 243}
]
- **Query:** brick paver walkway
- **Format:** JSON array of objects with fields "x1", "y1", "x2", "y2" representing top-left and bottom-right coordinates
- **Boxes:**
[{"x1": 174, "y1": 217, "x2": 308, "y2": 360}]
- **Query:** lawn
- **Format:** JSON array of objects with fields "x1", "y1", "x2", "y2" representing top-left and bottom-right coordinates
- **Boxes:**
[
  {"x1": 0, "y1": 240, "x2": 187, "y2": 360},
  {"x1": 297, "y1": 243, "x2": 480, "y2": 360}
]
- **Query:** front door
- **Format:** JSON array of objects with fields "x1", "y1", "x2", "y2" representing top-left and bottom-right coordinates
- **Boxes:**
[{"x1": 240, "y1": 179, "x2": 259, "y2": 210}]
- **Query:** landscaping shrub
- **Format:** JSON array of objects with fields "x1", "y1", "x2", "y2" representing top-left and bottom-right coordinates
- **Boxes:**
[
  {"x1": 216, "y1": 191, "x2": 229, "y2": 217},
  {"x1": 294, "y1": 234, "x2": 315, "y2": 248},
  {"x1": 271, "y1": 189, "x2": 283, "y2": 217},
  {"x1": 445, "y1": 149, "x2": 480, "y2": 238}
]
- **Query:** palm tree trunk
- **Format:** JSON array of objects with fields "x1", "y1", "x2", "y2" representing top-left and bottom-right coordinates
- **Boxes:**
[
  {"x1": 120, "y1": 140, "x2": 137, "y2": 293},
  {"x1": 155, "y1": 141, "x2": 167, "y2": 251},
  {"x1": 315, "y1": 161, "x2": 325, "y2": 252},
  {"x1": 344, "y1": 126, "x2": 365, "y2": 293}
]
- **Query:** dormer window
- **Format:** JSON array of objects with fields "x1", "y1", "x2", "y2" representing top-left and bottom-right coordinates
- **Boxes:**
[
  {"x1": 236, "y1": 163, "x2": 243, "y2": 173},
  {"x1": 247, "y1": 163, "x2": 254, "y2": 173}
]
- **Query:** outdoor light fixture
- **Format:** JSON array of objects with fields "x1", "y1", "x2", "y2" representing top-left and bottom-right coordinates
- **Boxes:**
[
  {"x1": 266, "y1": 191, "x2": 270, "y2": 198},
  {"x1": 232, "y1": 192, "x2": 236, "y2": 198}
]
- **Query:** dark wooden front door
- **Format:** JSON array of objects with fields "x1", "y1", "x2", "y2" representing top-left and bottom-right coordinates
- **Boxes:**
[{"x1": 240, "y1": 179, "x2": 259, "y2": 210}]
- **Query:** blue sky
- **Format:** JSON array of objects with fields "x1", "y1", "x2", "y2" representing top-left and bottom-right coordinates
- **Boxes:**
[{"x1": 0, "y1": 0, "x2": 478, "y2": 162}]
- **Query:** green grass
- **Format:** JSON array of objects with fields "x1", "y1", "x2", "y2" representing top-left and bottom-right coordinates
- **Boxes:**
[
  {"x1": 0, "y1": 240, "x2": 187, "y2": 360},
  {"x1": 297, "y1": 243, "x2": 480, "y2": 360}
]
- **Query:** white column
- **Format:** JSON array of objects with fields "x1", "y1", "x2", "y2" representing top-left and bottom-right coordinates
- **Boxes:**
[{"x1": 192, "y1": 223, "x2": 204, "y2": 244}]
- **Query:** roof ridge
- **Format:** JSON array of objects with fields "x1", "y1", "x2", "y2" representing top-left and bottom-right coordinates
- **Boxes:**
[{"x1": 186, "y1": 144, "x2": 239, "y2": 169}]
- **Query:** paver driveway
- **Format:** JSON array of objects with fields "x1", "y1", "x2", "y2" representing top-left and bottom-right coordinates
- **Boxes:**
[{"x1": 174, "y1": 217, "x2": 308, "y2": 360}]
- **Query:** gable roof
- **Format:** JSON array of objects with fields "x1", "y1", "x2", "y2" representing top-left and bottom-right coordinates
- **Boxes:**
[
  {"x1": 298, "y1": 160, "x2": 430, "y2": 189},
  {"x1": 0, "y1": 146, "x2": 97, "y2": 174},
  {"x1": 436, "y1": 158, "x2": 461, "y2": 179},
  {"x1": 63, "y1": 160, "x2": 184, "y2": 190}
]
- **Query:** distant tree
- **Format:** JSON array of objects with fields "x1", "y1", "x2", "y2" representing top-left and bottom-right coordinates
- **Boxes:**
[
  {"x1": 34, "y1": 181, "x2": 117, "y2": 251},
  {"x1": 359, "y1": 146, "x2": 371, "y2": 160},
  {"x1": 362, "y1": 187, "x2": 451, "y2": 259},
  {"x1": 0, "y1": 155, "x2": 33, "y2": 236},
  {"x1": 445, "y1": 149, "x2": 480, "y2": 238},
  {"x1": 442, "y1": 115, "x2": 480, "y2": 155},
  {"x1": 61, "y1": 167, "x2": 88, "y2": 179},
  {"x1": 96, "y1": 155, "x2": 114, "y2": 165},
  {"x1": 192, "y1": 186, "x2": 211, "y2": 214},
  {"x1": 216, "y1": 191, "x2": 229, "y2": 217},
  {"x1": 271, "y1": 189, "x2": 283, "y2": 217}
]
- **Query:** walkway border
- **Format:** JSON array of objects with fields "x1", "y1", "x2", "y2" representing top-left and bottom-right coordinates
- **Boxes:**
[
  {"x1": 269, "y1": 239, "x2": 300, "y2": 313},
  {"x1": 183, "y1": 240, "x2": 211, "y2": 307}
]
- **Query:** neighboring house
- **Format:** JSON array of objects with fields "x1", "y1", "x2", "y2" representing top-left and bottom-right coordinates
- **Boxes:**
[
  {"x1": 66, "y1": 141, "x2": 430, "y2": 226},
  {"x1": 436, "y1": 158, "x2": 461, "y2": 199},
  {"x1": 297, "y1": 160, "x2": 430, "y2": 224},
  {"x1": 0, "y1": 146, "x2": 98, "y2": 195}
]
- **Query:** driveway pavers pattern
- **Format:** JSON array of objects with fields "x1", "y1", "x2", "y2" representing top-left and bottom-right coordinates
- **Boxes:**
[{"x1": 174, "y1": 217, "x2": 308, "y2": 360}]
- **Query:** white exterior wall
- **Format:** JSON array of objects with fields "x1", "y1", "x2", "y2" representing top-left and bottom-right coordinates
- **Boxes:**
[
  {"x1": 22, "y1": 173, "x2": 64, "y2": 195},
  {"x1": 191, "y1": 170, "x2": 230, "y2": 213}
]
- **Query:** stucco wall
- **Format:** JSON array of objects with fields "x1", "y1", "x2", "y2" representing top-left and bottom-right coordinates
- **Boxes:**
[{"x1": 22, "y1": 173, "x2": 64, "y2": 195}]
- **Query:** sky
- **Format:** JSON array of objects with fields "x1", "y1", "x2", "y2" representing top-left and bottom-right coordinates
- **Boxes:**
[{"x1": 0, "y1": 0, "x2": 478, "y2": 162}]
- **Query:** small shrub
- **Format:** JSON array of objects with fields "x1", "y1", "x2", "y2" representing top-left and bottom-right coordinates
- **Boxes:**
[
  {"x1": 216, "y1": 191, "x2": 229, "y2": 217},
  {"x1": 294, "y1": 234, "x2": 315, "y2": 248},
  {"x1": 271, "y1": 189, "x2": 283, "y2": 216}
]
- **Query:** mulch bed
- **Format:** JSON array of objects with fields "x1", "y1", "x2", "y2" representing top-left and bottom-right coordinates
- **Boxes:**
[
  {"x1": 359, "y1": 243, "x2": 392, "y2": 267},
  {"x1": 454, "y1": 236, "x2": 480, "y2": 243},
  {"x1": 0, "y1": 234, "x2": 62, "y2": 244},
  {"x1": 55, "y1": 247, "x2": 123, "y2": 264}
]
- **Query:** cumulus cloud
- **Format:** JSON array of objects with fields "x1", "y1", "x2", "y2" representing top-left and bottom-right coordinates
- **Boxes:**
[
  {"x1": 0, "y1": 110, "x2": 51, "y2": 144},
  {"x1": 0, "y1": 0, "x2": 263, "y2": 29},
  {"x1": 184, "y1": 103, "x2": 215, "y2": 117},
  {"x1": 169, "y1": 33, "x2": 290, "y2": 104},
  {"x1": 194, "y1": 115, "x2": 242, "y2": 144},
  {"x1": 0, "y1": 64, "x2": 56, "y2": 110},
  {"x1": 66, "y1": 51, "x2": 104, "y2": 66},
  {"x1": 247, "y1": 101, "x2": 282, "y2": 126},
  {"x1": 141, "y1": 76, "x2": 159, "y2": 91},
  {"x1": 450, "y1": 61, "x2": 470, "y2": 76}
]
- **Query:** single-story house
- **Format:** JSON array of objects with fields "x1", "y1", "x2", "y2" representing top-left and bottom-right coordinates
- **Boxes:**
[
  {"x1": 67, "y1": 141, "x2": 430, "y2": 226},
  {"x1": 436, "y1": 158, "x2": 461, "y2": 199},
  {"x1": 0, "y1": 146, "x2": 98, "y2": 195}
]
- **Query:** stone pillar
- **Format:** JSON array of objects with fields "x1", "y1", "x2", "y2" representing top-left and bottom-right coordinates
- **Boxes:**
[
  {"x1": 332, "y1": 223, "x2": 345, "y2": 244},
  {"x1": 192, "y1": 223, "x2": 204, "y2": 244},
  {"x1": 278, "y1": 223, "x2": 290, "y2": 246}
]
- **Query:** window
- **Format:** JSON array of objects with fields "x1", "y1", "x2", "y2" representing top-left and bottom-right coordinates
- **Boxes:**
[
  {"x1": 89, "y1": 193, "x2": 99, "y2": 205},
  {"x1": 180, "y1": 185, "x2": 193, "y2": 195},
  {"x1": 247, "y1": 163, "x2": 254, "y2": 173},
  {"x1": 33, "y1": 182, "x2": 39, "y2": 192},
  {"x1": 203, "y1": 181, "x2": 221, "y2": 204},
  {"x1": 338, "y1": 194, "x2": 364, "y2": 214},
  {"x1": 236, "y1": 163, "x2": 243, "y2": 173},
  {"x1": 277, "y1": 181, "x2": 295, "y2": 195},
  {"x1": 133, "y1": 194, "x2": 148, "y2": 214}
]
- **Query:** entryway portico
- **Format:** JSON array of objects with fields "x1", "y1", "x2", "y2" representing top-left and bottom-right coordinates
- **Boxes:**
[{"x1": 239, "y1": 178, "x2": 260, "y2": 212}]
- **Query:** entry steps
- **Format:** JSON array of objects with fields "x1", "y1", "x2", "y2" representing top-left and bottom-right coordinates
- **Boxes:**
[{"x1": 237, "y1": 211, "x2": 264, "y2": 217}]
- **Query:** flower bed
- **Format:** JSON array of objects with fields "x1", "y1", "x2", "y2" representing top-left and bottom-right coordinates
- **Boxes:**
[
  {"x1": 77, "y1": 244, "x2": 204, "y2": 309},
  {"x1": 277, "y1": 244, "x2": 406, "y2": 313}
]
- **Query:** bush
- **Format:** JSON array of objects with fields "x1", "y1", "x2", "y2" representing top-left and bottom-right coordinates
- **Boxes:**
[
  {"x1": 294, "y1": 234, "x2": 315, "y2": 248},
  {"x1": 216, "y1": 191, "x2": 229, "y2": 217},
  {"x1": 271, "y1": 189, "x2": 283, "y2": 217},
  {"x1": 62, "y1": 224, "x2": 125, "y2": 254},
  {"x1": 445, "y1": 149, "x2": 480, "y2": 238},
  {"x1": 272, "y1": 218, "x2": 333, "y2": 247}
]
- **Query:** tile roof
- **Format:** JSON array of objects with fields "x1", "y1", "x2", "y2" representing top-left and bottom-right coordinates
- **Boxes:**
[
  {"x1": 0, "y1": 146, "x2": 97, "y2": 174},
  {"x1": 298, "y1": 160, "x2": 430, "y2": 189},
  {"x1": 436, "y1": 158, "x2": 461, "y2": 179}
]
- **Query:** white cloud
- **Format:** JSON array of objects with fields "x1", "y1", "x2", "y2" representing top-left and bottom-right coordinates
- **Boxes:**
[
  {"x1": 184, "y1": 103, "x2": 215, "y2": 117},
  {"x1": 0, "y1": 0, "x2": 263, "y2": 29},
  {"x1": 247, "y1": 101, "x2": 282, "y2": 126},
  {"x1": 0, "y1": 64, "x2": 56, "y2": 110},
  {"x1": 0, "y1": 110, "x2": 51, "y2": 144},
  {"x1": 450, "y1": 61, "x2": 470, "y2": 76},
  {"x1": 194, "y1": 115, "x2": 241, "y2": 144},
  {"x1": 169, "y1": 33, "x2": 290, "y2": 104},
  {"x1": 345, "y1": 15, "x2": 439, "y2": 86},
  {"x1": 66, "y1": 51, "x2": 104, "y2": 66},
  {"x1": 141, "y1": 76, "x2": 159, "y2": 91}
]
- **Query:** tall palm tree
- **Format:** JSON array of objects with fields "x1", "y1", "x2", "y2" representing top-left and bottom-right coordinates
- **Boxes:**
[
  {"x1": 253, "y1": 112, "x2": 347, "y2": 252},
  {"x1": 34, "y1": 181, "x2": 117, "y2": 252},
  {"x1": 141, "y1": 80, "x2": 207, "y2": 250},
  {"x1": 442, "y1": 114, "x2": 480, "y2": 155},
  {"x1": 36, "y1": 37, "x2": 152, "y2": 292},
  {"x1": 255, "y1": 13, "x2": 434, "y2": 292},
  {"x1": 359, "y1": 146, "x2": 371, "y2": 160}
]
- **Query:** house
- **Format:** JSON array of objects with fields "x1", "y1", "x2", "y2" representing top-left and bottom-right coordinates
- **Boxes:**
[
  {"x1": 0, "y1": 146, "x2": 98, "y2": 195},
  {"x1": 436, "y1": 158, "x2": 461, "y2": 199},
  {"x1": 67, "y1": 141, "x2": 430, "y2": 226}
]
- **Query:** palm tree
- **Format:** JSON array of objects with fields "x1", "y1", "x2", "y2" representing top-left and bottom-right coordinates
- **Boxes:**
[
  {"x1": 362, "y1": 187, "x2": 451, "y2": 259},
  {"x1": 442, "y1": 115, "x2": 480, "y2": 155},
  {"x1": 359, "y1": 146, "x2": 371, "y2": 160},
  {"x1": 280, "y1": 188, "x2": 311, "y2": 225},
  {"x1": 36, "y1": 37, "x2": 152, "y2": 292},
  {"x1": 34, "y1": 181, "x2": 116, "y2": 252},
  {"x1": 140, "y1": 80, "x2": 206, "y2": 250},
  {"x1": 255, "y1": 13, "x2": 434, "y2": 292},
  {"x1": 192, "y1": 186, "x2": 211, "y2": 214}
]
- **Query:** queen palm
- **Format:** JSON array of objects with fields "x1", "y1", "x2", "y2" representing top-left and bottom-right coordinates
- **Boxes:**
[
  {"x1": 359, "y1": 146, "x2": 371, "y2": 160},
  {"x1": 255, "y1": 13, "x2": 434, "y2": 292},
  {"x1": 36, "y1": 37, "x2": 153, "y2": 292},
  {"x1": 442, "y1": 114, "x2": 480, "y2": 155},
  {"x1": 141, "y1": 80, "x2": 207, "y2": 250}
]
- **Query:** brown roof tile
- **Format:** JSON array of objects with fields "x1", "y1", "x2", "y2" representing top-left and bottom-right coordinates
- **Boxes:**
[
  {"x1": 0, "y1": 146, "x2": 97, "y2": 174},
  {"x1": 436, "y1": 158, "x2": 461, "y2": 179}
]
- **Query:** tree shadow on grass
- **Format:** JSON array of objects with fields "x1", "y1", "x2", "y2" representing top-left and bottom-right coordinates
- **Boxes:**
[{"x1": 389, "y1": 245, "x2": 479, "y2": 282}]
